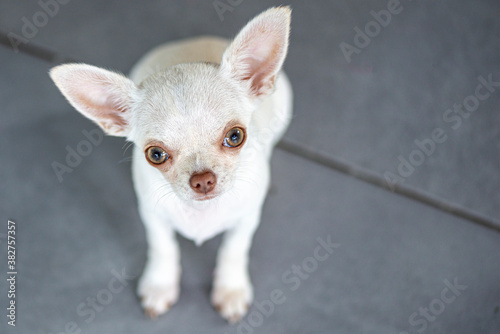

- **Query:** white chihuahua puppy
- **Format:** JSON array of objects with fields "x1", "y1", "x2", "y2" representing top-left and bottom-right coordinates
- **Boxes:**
[{"x1": 50, "y1": 7, "x2": 292, "y2": 323}]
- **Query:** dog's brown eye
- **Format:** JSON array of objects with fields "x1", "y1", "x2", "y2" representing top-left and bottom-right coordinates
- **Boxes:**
[
  {"x1": 223, "y1": 127, "x2": 245, "y2": 148},
  {"x1": 146, "y1": 146, "x2": 168, "y2": 164}
]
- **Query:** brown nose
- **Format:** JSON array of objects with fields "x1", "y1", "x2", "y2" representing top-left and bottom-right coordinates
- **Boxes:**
[{"x1": 189, "y1": 171, "x2": 217, "y2": 194}]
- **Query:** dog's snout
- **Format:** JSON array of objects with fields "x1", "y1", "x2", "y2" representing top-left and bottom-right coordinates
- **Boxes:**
[{"x1": 189, "y1": 171, "x2": 217, "y2": 194}]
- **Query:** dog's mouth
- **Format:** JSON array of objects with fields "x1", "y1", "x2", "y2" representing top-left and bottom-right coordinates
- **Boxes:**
[{"x1": 193, "y1": 193, "x2": 219, "y2": 201}]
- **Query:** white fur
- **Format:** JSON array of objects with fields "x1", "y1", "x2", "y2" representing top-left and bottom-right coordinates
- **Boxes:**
[{"x1": 50, "y1": 7, "x2": 292, "y2": 322}]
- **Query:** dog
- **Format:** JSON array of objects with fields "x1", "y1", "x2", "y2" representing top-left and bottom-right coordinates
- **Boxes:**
[{"x1": 50, "y1": 7, "x2": 292, "y2": 323}]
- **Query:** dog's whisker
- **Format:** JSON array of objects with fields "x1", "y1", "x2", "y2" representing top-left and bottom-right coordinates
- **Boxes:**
[
  {"x1": 155, "y1": 191, "x2": 174, "y2": 209},
  {"x1": 149, "y1": 183, "x2": 175, "y2": 209},
  {"x1": 122, "y1": 141, "x2": 135, "y2": 155},
  {"x1": 118, "y1": 156, "x2": 133, "y2": 164}
]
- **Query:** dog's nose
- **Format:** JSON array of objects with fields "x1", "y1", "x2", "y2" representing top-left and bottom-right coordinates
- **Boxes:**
[{"x1": 189, "y1": 171, "x2": 217, "y2": 194}]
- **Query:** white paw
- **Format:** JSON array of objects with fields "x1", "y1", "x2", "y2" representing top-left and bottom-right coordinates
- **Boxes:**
[
  {"x1": 138, "y1": 280, "x2": 180, "y2": 319},
  {"x1": 211, "y1": 283, "x2": 253, "y2": 323}
]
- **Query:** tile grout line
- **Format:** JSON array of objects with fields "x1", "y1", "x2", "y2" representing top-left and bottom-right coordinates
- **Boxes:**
[
  {"x1": 2, "y1": 34, "x2": 499, "y2": 233},
  {"x1": 0, "y1": 31, "x2": 79, "y2": 63},
  {"x1": 277, "y1": 138, "x2": 500, "y2": 233}
]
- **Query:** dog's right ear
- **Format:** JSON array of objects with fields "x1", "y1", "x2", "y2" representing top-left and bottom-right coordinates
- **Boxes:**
[{"x1": 50, "y1": 64, "x2": 137, "y2": 137}]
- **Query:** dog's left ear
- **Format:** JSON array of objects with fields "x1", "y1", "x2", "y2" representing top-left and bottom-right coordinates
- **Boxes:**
[{"x1": 221, "y1": 7, "x2": 291, "y2": 97}]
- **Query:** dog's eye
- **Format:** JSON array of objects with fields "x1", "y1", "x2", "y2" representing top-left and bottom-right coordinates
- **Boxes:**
[
  {"x1": 146, "y1": 146, "x2": 168, "y2": 164},
  {"x1": 223, "y1": 127, "x2": 245, "y2": 148}
]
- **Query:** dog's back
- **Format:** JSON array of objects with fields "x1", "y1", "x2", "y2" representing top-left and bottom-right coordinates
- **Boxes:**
[{"x1": 130, "y1": 36, "x2": 229, "y2": 83}]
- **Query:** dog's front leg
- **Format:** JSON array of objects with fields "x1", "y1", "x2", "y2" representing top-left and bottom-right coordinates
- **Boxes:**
[
  {"x1": 211, "y1": 210, "x2": 261, "y2": 323},
  {"x1": 137, "y1": 205, "x2": 181, "y2": 318}
]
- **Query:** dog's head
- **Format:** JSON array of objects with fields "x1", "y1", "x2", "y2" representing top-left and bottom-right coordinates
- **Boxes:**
[{"x1": 50, "y1": 7, "x2": 290, "y2": 201}]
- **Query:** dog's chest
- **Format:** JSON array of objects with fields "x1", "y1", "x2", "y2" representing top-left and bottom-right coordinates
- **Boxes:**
[{"x1": 165, "y1": 200, "x2": 239, "y2": 245}]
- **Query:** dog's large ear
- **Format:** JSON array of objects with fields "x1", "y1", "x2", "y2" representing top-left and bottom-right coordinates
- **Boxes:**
[
  {"x1": 221, "y1": 7, "x2": 291, "y2": 97},
  {"x1": 50, "y1": 64, "x2": 137, "y2": 137}
]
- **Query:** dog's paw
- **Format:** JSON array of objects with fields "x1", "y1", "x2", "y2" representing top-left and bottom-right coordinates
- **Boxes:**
[
  {"x1": 211, "y1": 284, "x2": 253, "y2": 323},
  {"x1": 138, "y1": 283, "x2": 179, "y2": 319}
]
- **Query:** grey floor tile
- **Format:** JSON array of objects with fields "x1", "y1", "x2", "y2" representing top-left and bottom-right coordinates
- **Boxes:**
[
  {"x1": 286, "y1": 0, "x2": 500, "y2": 223},
  {"x1": 1, "y1": 0, "x2": 498, "y2": 222},
  {"x1": 1, "y1": 113, "x2": 499, "y2": 333},
  {"x1": 0, "y1": 5, "x2": 499, "y2": 334},
  {"x1": 0, "y1": 47, "x2": 66, "y2": 128}
]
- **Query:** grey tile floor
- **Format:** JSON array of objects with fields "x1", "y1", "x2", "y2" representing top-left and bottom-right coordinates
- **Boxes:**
[{"x1": 0, "y1": 1, "x2": 499, "y2": 333}]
